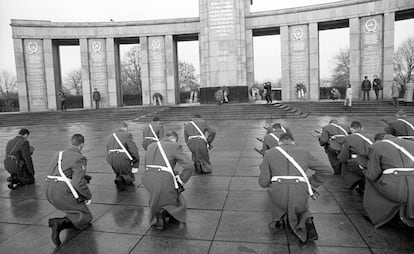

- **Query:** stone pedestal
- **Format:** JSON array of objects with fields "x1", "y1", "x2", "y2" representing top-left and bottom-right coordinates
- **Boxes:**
[
  {"x1": 199, "y1": 0, "x2": 248, "y2": 88},
  {"x1": 89, "y1": 39, "x2": 109, "y2": 108},
  {"x1": 289, "y1": 25, "x2": 310, "y2": 100},
  {"x1": 24, "y1": 39, "x2": 48, "y2": 111}
]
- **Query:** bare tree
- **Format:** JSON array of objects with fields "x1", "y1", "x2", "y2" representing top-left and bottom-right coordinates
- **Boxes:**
[
  {"x1": 330, "y1": 47, "x2": 350, "y2": 88},
  {"x1": 394, "y1": 37, "x2": 414, "y2": 86},
  {"x1": 178, "y1": 61, "x2": 199, "y2": 89},
  {"x1": 121, "y1": 46, "x2": 141, "y2": 94},
  {"x1": 63, "y1": 69, "x2": 82, "y2": 95},
  {"x1": 0, "y1": 70, "x2": 17, "y2": 97}
]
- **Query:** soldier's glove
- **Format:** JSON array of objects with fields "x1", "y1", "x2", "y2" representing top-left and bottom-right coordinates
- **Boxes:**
[
  {"x1": 175, "y1": 175, "x2": 185, "y2": 194},
  {"x1": 85, "y1": 199, "x2": 92, "y2": 205},
  {"x1": 132, "y1": 167, "x2": 139, "y2": 174},
  {"x1": 208, "y1": 144, "x2": 213, "y2": 151},
  {"x1": 311, "y1": 188, "x2": 320, "y2": 200}
]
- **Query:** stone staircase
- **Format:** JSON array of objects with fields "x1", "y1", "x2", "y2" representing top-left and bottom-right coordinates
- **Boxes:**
[
  {"x1": 281, "y1": 100, "x2": 414, "y2": 116},
  {"x1": 135, "y1": 103, "x2": 307, "y2": 121},
  {"x1": 0, "y1": 107, "x2": 166, "y2": 127}
]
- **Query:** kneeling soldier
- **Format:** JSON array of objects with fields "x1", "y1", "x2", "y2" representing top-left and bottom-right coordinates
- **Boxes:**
[
  {"x1": 259, "y1": 133, "x2": 333, "y2": 243},
  {"x1": 45, "y1": 134, "x2": 92, "y2": 247},
  {"x1": 142, "y1": 130, "x2": 194, "y2": 231}
]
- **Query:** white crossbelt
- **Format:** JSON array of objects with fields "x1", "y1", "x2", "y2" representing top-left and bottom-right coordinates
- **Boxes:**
[
  {"x1": 112, "y1": 133, "x2": 133, "y2": 161},
  {"x1": 281, "y1": 126, "x2": 287, "y2": 133},
  {"x1": 269, "y1": 133, "x2": 279, "y2": 142},
  {"x1": 353, "y1": 133, "x2": 373, "y2": 145},
  {"x1": 148, "y1": 125, "x2": 181, "y2": 189},
  {"x1": 381, "y1": 140, "x2": 414, "y2": 175},
  {"x1": 398, "y1": 136, "x2": 414, "y2": 140},
  {"x1": 383, "y1": 168, "x2": 414, "y2": 174},
  {"x1": 275, "y1": 147, "x2": 315, "y2": 198},
  {"x1": 190, "y1": 121, "x2": 208, "y2": 143},
  {"x1": 271, "y1": 176, "x2": 305, "y2": 182},
  {"x1": 144, "y1": 137, "x2": 158, "y2": 140},
  {"x1": 47, "y1": 151, "x2": 79, "y2": 199},
  {"x1": 188, "y1": 135, "x2": 204, "y2": 139},
  {"x1": 331, "y1": 123, "x2": 348, "y2": 136},
  {"x1": 145, "y1": 124, "x2": 159, "y2": 141},
  {"x1": 398, "y1": 119, "x2": 414, "y2": 131}
]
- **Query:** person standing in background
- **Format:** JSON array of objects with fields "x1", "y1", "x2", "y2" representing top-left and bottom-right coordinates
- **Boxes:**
[
  {"x1": 372, "y1": 75, "x2": 382, "y2": 101},
  {"x1": 361, "y1": 76, "x2": 371, "y2": 101},
  {"x1": 92, "y1": 88, "x2": 101, "y2": 109},
  {"x1": 344, "y1": 84, "x2": 352, "y2": 111},
  {"x1": 403, "y1": 79, "x2": 413, "y2": 106},
  {"x1": 391, "y1": 81, "x2": 401, "y2": 108}
]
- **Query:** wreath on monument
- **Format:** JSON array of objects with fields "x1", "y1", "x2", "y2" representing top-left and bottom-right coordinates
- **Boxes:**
[{"x1": 296, "y1": 83, "x2": 307, "y2": 99}]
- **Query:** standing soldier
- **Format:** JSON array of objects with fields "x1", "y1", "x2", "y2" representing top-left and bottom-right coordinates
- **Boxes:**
[
  {"x1": 106, "y1": 122, "x2": 139, "y2": 190},
  {"x1": 142, "y1": 130, "x2": 194, "y2": 230},
  {"x1": 92, "y1": 88, "x2": 101, "y2": 109},
  {"x1": 184, "y1": 114, "x2": 216, "y2": 174},
  {"x1": 362, "y1": 136, "x2": 414, "y2": 228},
  {"x1": 4, "y1": 128, "x2": 35, "y2": 189},
  {"x1": 142, "y1": 117, "x2": 164, "y2": 151},
  {"x1": 338, "y1": 121, "x2": 374, "y2": 193},
  {"x1": 318, "y1": 119, "x2": 351, "y2": 174},
  {"x1": 45, "y1": 134, "x2": 92, "y2": 247},
  {"x1": 264, "y1": 82, "x2": 273, "y2": 104},
  {"x1": 254, "y1": 123, "x2": 292, "y2": 155},
  {"x1": 259, "y1": 133, "x2": 333, "y2": 243},
  {"x1": 383, "y1": 110, "x2": 414, "y2": 137}
]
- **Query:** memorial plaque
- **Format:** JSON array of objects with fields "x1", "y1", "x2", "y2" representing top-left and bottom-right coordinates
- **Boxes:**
[
  {"x1": 25, "y1": 39, "x2": 47, "y2": 109},
  {"x1": 148, "y1": 37, "x2": 166, "y2": 96},
  {"x1": 89, "y1": 39, "x2": 107, "y2": 104},
  {"x1": 289, "y1": 25, "x2": 309, "y2": 99},
  {"x1": 361, "y1": 16, "x2": 383, "y2": 80},
  {"x1": 201, "y1": 0, "x2": 246, "y2": 88}
]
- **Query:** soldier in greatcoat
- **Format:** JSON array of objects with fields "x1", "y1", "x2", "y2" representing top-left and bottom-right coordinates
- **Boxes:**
[
  {"x1": 184, "y1": 114, "x2": 216, "y2": 174},
  {"x1": 4, "y1": 128, "x2": 35, "y2": 189},
  {"x1": 142, "y1": 131, "x2": 194, "y2": 230},
  {"x1": 338, "y1": 121, "x2": 374, "y2": 193},
  {"x1": 106, "y1": 122, "x2": 139, "y2": 190},
  {"x1": 363, "y1": 135, "x2": 414, "y2": 228},
  {"x1": 45, "y1": 134, "x2": 92, "y2": 247},
  {"x1": 259, "y1": 133, "x2": 333, "y2": 243},
  {"x1": 319, "y1": 119, "x2": 351, "y2": 174},
  {"x1": 142, "y1": 117, "x2": 164, "y2": 151},
  {"x1": 383, "y1": 110, "x2": 414, "y2": 137}
]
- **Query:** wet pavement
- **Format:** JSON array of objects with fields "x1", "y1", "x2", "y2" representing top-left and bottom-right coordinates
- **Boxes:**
[{"x1": 0, "y1": 116, "x2": 413, "y2": 253}]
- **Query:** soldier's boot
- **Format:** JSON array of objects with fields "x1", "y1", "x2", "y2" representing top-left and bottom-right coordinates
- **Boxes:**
[
  {"x1": 305, "y1": 217, "x2": 318, "y2": 242},
  {"x1": 48, "y1": 217, "x2": 74, "y2": 246},
  {"x1": 154, "y1": 209, "x2": 166, "y2": 231},
  {"x1": 194, "y1": 161, "x2": 203, "y2": 174}
]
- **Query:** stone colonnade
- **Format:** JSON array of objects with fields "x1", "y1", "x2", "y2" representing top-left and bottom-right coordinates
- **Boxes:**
[{"x1": 11, "y1": 0, "x2": 414, "y2": 111}]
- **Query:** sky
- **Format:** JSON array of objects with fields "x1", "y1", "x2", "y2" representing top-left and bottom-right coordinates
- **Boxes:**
[{"x1": 0, "y1": 0, "x2": 413, "y2": 83}]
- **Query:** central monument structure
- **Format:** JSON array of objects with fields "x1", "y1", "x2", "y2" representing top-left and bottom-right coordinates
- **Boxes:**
[{"x1": 10, "y1": 0, "x2": 414, "y2": 111}]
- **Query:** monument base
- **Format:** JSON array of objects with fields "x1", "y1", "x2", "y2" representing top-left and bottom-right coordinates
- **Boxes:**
[{"x1": 200, "y1": 86, "x2": 248, "y2": 104}]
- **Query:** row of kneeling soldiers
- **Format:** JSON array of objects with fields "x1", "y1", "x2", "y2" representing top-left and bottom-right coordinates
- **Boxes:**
[
  {"x1": 253, "y1": 109, "x2": 414, "y2": 245},
  {"x1": 3, "y1": 110, "x2": 413, "y2": 248}
]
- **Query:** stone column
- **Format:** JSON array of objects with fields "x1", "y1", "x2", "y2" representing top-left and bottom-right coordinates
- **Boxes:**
[
  {"x1": 245, "y1": 29, "x2": 254, "y2": 87},
  {"x1": 43, "y1": 39, "x2": 57, "y2": 110},
  {"x1": 289, "y1": 25, "x2": 309, "y2": 100},
  {"x1": 349, "y1": 17, "x2": 361, "y2": 100},
  {"x1": 360, "y1": 15, "x2": 384, "y2": 100},
  {"x1": 106, "y1": 37, "x2": 119, "y2": 107},
  {"x1": 199, "y1": 0, "x2": 248, "y2": 87},
  {"x1": 383, "y1": 12, "x2": 395, "y2": 100},
  {"x1": 24, "y1": 39, "x2": 48, "y2": 111},
  {"x1": 165, "y1": 35, "x2": 176, "y2": 104},
  {"x1": 140, "y1": 36, "x2": 151, "y2": 105},
  {"x1": 80, "y1": 38, "x2": 92, "y2": 109},
  {"x1": 280, "y1": 26, "x2": 290, "y2": 101},
  {"x1": 13, "y1": 39, "x2": 29, "y2": 112},
  {"x1": 89, "y1": 39, "x2": 108, "y2": 108},
  {"x1": 148, "y1": 36, "x2": 167, "y2": 105},
  {"x1": 309, "y1": 23, "x2": 319, "y2": 101}
]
